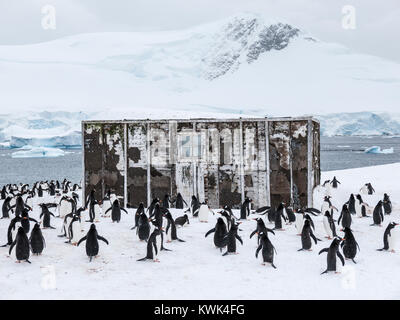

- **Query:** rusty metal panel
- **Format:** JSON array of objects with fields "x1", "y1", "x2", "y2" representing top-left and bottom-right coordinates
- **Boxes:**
[
  {"x1": 127, "y1": 123, "x2": 148, "y2": 207},
  {"x1": 242, "y1": 121, "x2": 258, "y2": 209},
  {"x1": 312, "y1": 121, "x2": 321, "y2": 189},
  {"x1": 291, "y1": 120, "x2": 308, "y2": 209},
  {"x1": 269, "y1": 121, "x2": 291, "y2": 208}
]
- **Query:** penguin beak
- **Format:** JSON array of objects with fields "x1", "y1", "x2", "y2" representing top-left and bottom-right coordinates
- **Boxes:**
[{"x1": 342, "y1": 238, "x2": 345, "y2": 241}]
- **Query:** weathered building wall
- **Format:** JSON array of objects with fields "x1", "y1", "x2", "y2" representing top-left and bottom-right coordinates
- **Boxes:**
[{"x1": 83, "y1": 118, "x2": 320, "y2": 210}]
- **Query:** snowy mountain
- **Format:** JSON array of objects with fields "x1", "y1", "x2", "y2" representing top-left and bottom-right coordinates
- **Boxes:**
[{"x1": 0, "y1": 13, "x2": 399, "y2": 147}]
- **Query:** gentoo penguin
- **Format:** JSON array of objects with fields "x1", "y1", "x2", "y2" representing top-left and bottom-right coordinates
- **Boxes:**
[
  {"x1": 77, "y1": 224, "x2": 109, "y2": 262},
  {"x1": 198, "y1": 202, "x2": 214, "y2": 223},
  {"x1": 298, "y1": 219, "x2": 320, "y2": 251},
  {"x1": 222, "y1": 222, "x2": 243, "y2": 256},
  {"x1": 39, "y1": 203, "x2": 57, "y2": 229},
  {"x1": 218, "y1": 210, "x2": 233, "y2": 230},
  {"x1": 1, "y1": 216, "x2": 21, "y2": 247},
  {"x1": 205, "y1": 218, "x2": 228, "y2": 252},
  {"x1": 174, "y1": 214, "x2": 190, "y2": 227},
  {"x1": 67, "y1": 215, "x2": 83, "y2": 245},
  {"x1": 347, "y1": 194, "x2": 356, "y2": 215},
  {"x1": 175, "y1": 193, "x2": 187, "y2": 209},
  {"x1": 105, "y1": 199, "x2": 128, "y2": 223},
  {"x1": 319, "y1": 237, "x2": 345, "y2": 274},
  {"x1": 1, "y1": 186, "x2": 7, "y2": 200},
  {"x1": 240, "y1": 198, "x2": 252, "y2": 220},
  {"x1": 59, "y1": 196, "x2": 73, "y2": 218},
  {"x1": 186, "y1": 195, "x2": 200, "y2": 217},
  {"x1": 360, "y1": 183, "x2": 375, "y2": 195},
  {"x1": 161, "y1": 194, "x2": 172, "y2": 209},
  {"x1": 250, "y1": 218, "x2": 275, "y2": 245},
  {"x1": 338, "y1": 204, "x2": 352, "y2": 230},
  {"x1": 29, "y1": 224, "x2": 46, "y2": 255},
  {"x1": 256, "y1": 231, "x2": 277, "y2": 268},
  {"x1": 164, "y1": 211, "x2": 185, "y2": 243},
  {"x1": 11, "y1": 196, "x2": 32, "y2": 217},
  {"x1": 131, "y1": 203, "x2": 145, "y2": 230},
  {"x1": 20, "y1": 208, "x2": 38, "y2": 234},
  {"x1": 273, "y1": 203, "x2": 287, "y2": 231},
  {"x1": 330, "y1": 176, "x2": 341, "y2": 189},
  {"x1": 136, "y1": 212, "x2": 150, "y2": 241},
  {"x1": 295, "y1": 208, "x2": 319, "y2": 235},
  {"x1": 285, "y1": 206, "x2": 296, "y2": 224},
  {"x1": 371, "y1": 201, "x2": 384, "y2": 226},
  {"x1": 1, "y1": 197, "x2": 13, "y2": 219},
  {"x1": 341, "y1": 227, "x2": 360, "y2": 264},
  {"x1": 147, "y1": 197, "x2": 160, "y2": 216},
  {"x1": 383, "y1": 194, "x2": 392, "y2": 215},
  {"x1": 355, "y1": 194, "x2": 369, "y2": 218},
  {"x1": 323, "y1": 211, "x2": 336, "y2": 240},
  {"x1": 9, "y1": 227, "x2": 31, "y2": 263},
  {"x1": 377, "y1": 222, "x2": 399, "y2": 252},
  {"x1": 85, "y1": 189, "x2": 97, "y2": 222},
  {"x1": 149, "y1": 204, "x2": 170, "y2": 251},
  {"x1": 137, "y1": 228, "x2": 161, "y2": 262}
]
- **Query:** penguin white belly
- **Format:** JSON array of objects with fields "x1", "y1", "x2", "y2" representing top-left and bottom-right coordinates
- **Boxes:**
[
  {"x1": 59, "y1": 202, "x2": 71, "y2": 218},
  {"x1": 71, "y1": 222, "x2": 82, "y2": 244},
  {"x1": 321, "y1": 202, "x2": 329, "y2": 215},
  {"x1": 355, "y1": 202, "x2": 362, "y2": 217},
  {"x1": 94, "y1": 204, "x2": 101, "y2": 222},
  {"x1": 155, "y1": 233, "x2": 162, "y2": 257},
  {"x1": 360, "y1": 186, "x2": 368, "y2": 195},
  {"x1": 10, "y1": 198, "x2": 16, "y2": 207},
  {"x1": 64, "y1": 217, "x2": 72, "y2": 235},
  {"x1": 295, "y1": 214, "x2": 304, "y2": 234},
  {"x1": 198, "y1": 205, "x2": 209, "y2": 222},
  {"x1": 26, "y1": 198, "x2": 33, "y2": 209},
  {"x1": 388, "y1": 230, "x2": 398, "y2": 251},
  {"x1": 166, "y1": 227, "x2": 172, "y2": 242},
  {"x1": 102, "y1": 201, "x2": 112, "y2": 217},
  {"x1": 323, "y1": 217, "x2": 332, "y2": 238},
  {"x1": 11, "y1": 223, "x2": 21, "y2": 243}
]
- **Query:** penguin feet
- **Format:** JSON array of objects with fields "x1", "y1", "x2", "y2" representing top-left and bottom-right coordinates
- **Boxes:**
[
  {"x1": 153, "y1": 259, "x2": 160, "y2": 263},
  {"x1": 390, "y1": 249, "x2": 396, "y2": 253}
]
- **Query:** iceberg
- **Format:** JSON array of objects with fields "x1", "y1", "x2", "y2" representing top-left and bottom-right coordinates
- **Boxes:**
[
  {"x1": 364, "y1": 146, "x2": 394, "y2": 154},
  {"x1": 9, "y1": 131, "x2": 82, "y2": 149},
  {"x1": 11, "y1": 146, "x2": 66, "y2": 158}
]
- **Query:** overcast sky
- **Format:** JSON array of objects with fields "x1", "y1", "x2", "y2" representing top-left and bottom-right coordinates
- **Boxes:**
[{"x1": 1, "y1": 0, "x2": 399, "y2": 62}]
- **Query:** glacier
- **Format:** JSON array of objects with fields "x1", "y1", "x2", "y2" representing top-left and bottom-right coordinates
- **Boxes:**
[{"x1": 11, "y1": 146, "x2": 66, "y2": 158}]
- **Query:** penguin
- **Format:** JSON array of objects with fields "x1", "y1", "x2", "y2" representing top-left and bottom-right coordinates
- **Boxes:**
[
  {"x1": 319, "y1": 237, "x2": 345, "y2": 274},
  {"x1": 273, "y1": 203, "x2": 287, "y2": 230},
  {"x1": 161, "y1": 194, "x2": 172, "y2": 209},
  {"x1": 186, "y1": 195, "x2": 200, "y2": 217},
  {"x1": 377, "y1": 222, "x2": 399, "y2": 252},
  {"x1": 164, "y1": 211, "x2": 185, "y2": 242},
  {"x1": 149, "y1": 204, "x2": 170, "y2": 251},
  {"x1": 198, "y1": 202, "x2": 214, "y2": 223},
  {"x1": 217, "y1": 210, "x2": 233, "y2": 230},
  {"x1": 360, "y1": 183, "x2": 375, "y2": 195},
  {"x1": 240, "y1": 198, "x2": 252, "y2": 220},
  {"x1": 322, "y1": 211, "x2": 336, "y2": 240},
  {"x1": 355, "y1": 194, "x2": 369, "y2": 218},
  {"x1": 347, "y1": 194, "x2": 356, "y2": 215},
  {"x1": 29, "y1": 224, "x2": 46, "y2": 255},
  {"x1": 1, "y1": 186, "x2": 7, "y2": 200},
  {"x1": 383, "y1": 194, "x2": 392, "y2": 215},
  {"x1": 105, "y1": 199, "x2": 128, "y2": 223},
  {"x1": 285, "y1": 205, "x2": 296, "y2": 224},
  {"x1": 341, "y1": 227, "x2": 360, "y2": 264},
  {"x1": 59, "y1": 196, "x2": 73, "y2": 218},
  {"x1": 20, "y1": 208, "x2": 38, "y2": 234},
  {"x1": 253, "y1": 206, "x2": 271, "y2": 216},
  {"x1": 371, "y1": 201, "x2": 384, "y2": 226},
  {"x1": 66, "y1": 214, "x2": 83, "y2": 245},
  {"x1": 131, "y1": 203, "x2": 145, "y2": 230},
  {"x1": 330, "y1": 176, "x2": 341, "y2": 189},
  {"x1": 205, "y1": 218, "x2": 228, "y2": 252},
  {"x1": 298, "y1": 219, "x2": 320, "y2": 251},
  {"x1": 84, "y1": 189, "x2": 97, "y2": 223},
  {"x1": 175, "y1": 193, "x2": 187, "y2": 209},
  {"x1": 174, "y1": 214, "x2": 190, "y2": 227},
  {"x1": 255, "y1": 231, "x2": 277, "y2": 268},
  {"x1": 77, "y1": 224, "x2": 109, "y2": 262},
  {"x1": 39, "y1": 203, "x2": 57, "y2": 229},
  {"x1": 9, "y1": 227, "x2": 31, "y2": 263},
  {"x1": 338, "y1": 204, "x2": 352, "y2": 230},
  {"x1": 137, "y1": 228, "x2": 161, "y2": 262},
  {"x1": 1, "y1": 197, "x2": 13, "y2": 219},
  {"x1": 321, "y1": 196, "x2": 338, "y2": 217},
  {"x1": 10, "y1": 196, "x2": 32, "y2": 217},
  {"x1": 295, "y1": 208, "x2": 319, "y2": 235},
  {"x1": 59, "y1": 211, "x2": 74, "y2": 238},
  {"x1": 1, "y1": 216, "x2": 21, "y2": 247},
  {"x1": 137, "y1": 212, "x2": 151, "y2": 241},
  {"x1": 250, "y1": 218, "x2": 275, "y2": 245},
  {"x1": 222, "y1": 222, "x2": 243, "y2": 256},
  {"x1": 147, "y1": 197, "x2": 160, "y2": 216}
]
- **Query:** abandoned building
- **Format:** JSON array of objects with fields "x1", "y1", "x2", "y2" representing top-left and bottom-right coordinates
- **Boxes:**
[{"x1": 82, "y1": 117, "x2": 320, "y2": 210}]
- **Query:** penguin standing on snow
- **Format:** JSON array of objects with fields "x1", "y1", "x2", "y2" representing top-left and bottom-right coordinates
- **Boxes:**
[
  {"x1": 250, "y1": 218, "x2": 275, "y2": 245},
  {"x1": 1, "y1": 216, "x2": 21, "y2": 247},
  {"x1": 222, "y1": 222, "x2": 243, "y2": 256},
  {"x1": 205, "y1": 218, "x2": 228, "y2": 252},
  {"x1": 360, "y1": 183, "x2": 375, "y2": 195},
  {"x1": 136, "y1": 212, "x2": 150, "y2": 241},
  {"x1": 174, "y1": 214, "x2": 190, "y2": 227},
  {"x1": 77, "y1": 224, "x2": 109, "y2": 262},
  {"x1": 67, "y1": 214, "x2": 83, "y2": 245},
  {"x1": 84, "y1": 189, "x2": 97, "y2": 223},
  {"x1": 255, "y1": 231, "x2": 277, "y2": 268},
  {"x1": 137, "y1": 228, "x2": 161, "y2": 262},
  {"x1": 330, "y1": 177, "x2": 341, "y2": 189},
  {"x1": 323, "y1": 211, "x2": 336, "y2": 240},
  {"x1": 105, "y1": 199, "x2": 128, "y2": 223},
  {"x1": 149, "y1": 204, "x2": 170, "y2": 251},
  {"x1": 319, "y1": 237, "x2": 345, "y2": 274},
  {"x1": 240, "y1": 198, "x2": 252, "y2": 220},
  {"x1": 164, "y1": 210, "x2": 185, "y2": 243},
  {"x1": 338, "y1": 204, "x2": 352, "y2": 230},
  {"x1": 341, "y1": 227, "x2": 360, "y2": 263},
  {"x1": 1, "y1": 197, "x2": 13, "y2": 219},
  {"x1": 161, "y1": 194, "x2": 172, "y2": 209},
  {"x1": 131, "y1": 203, "x2": 145, "y2": 230},
  {"x1": 273, "y1": 202, "x2": 287, "y2": 230},
  {"x1": 295, "y1": 208, "x2": 319, "y2": 235},
  {"x1": 147, "y1": 197, "x2": 159, "y2": 216},
  {"x1": 198, "y1": 202, "x2": 214, "y2": 223},
  {"x1": 355, "y1": 194, "x2": 369, "y2": 218},
  {"x1": 187, "y1": 195, "x2": 200, "y2": 217},
  {"x1": 39, "y1": 203, "x2": 57, "y2": 229},
  {"x1": 175, "y1": 193, "x2": 187, "y2": 209},
  {"x1": 371, "y1": 201, "x2": 384, "y2": 226},
  {"x1": 377, "y1": 222, "x2": 399, "y2": 252},
  {"x1": 20, "y1": 208, "x2": 38, "y2": 234},
  {"x1": 347, "y1": 194, "x2": 356, "y2": 215},
  {"x1": 29, "y1": 224, "x2": 46, "y2": 255},
  {"x1": 9, "y1": 227, "x2": 31, "y2": 263},
  {"x1": 298, "y1": 219, "x2": 320, "y2": 251},
  {"x1": 383, "y1": 194, "x2": 392, "y2": 215},
  {"x1": 285, "y1": 205, "x2": 296, "y2": 224}
]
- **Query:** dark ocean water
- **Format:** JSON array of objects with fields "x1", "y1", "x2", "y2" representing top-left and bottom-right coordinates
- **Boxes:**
[{"x1": 0, "y1": 136, "x2": 399, "y2": 185}]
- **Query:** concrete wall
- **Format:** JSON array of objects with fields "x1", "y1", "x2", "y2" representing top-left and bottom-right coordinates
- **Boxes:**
[{"x1": 82, "y1": 118, "x2": 320, "y2": 209}]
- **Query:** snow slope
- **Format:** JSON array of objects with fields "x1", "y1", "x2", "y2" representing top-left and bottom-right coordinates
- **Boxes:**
[{"x1": 1, "y1": 163, "x2": 400, "y2": 299}]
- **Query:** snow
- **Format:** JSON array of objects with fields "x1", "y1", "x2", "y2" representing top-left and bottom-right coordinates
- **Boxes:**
[
  {"x1": 364, "y1": 146, "x2": 394, "y2": 154},
  {"x1": 11, "y1": 146, "x2": 66, "y2": 158},
  {"x1": 1, "y1": 162, "x2": 400, "y2": 299}
]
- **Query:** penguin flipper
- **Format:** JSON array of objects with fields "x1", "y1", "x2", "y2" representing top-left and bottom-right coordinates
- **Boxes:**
[
  {"x1": 9, "y1": 240, "x2": 16, "y2": 255},
  {"x1": 250, "y1": 230, "x2": 257, "y2": 239},
  {"x1": 255, "y1": 244, "x2": 262, "y2": 258},
  {"x1": 222, "y1": 251, "x2": 228, "y2": 256},
  {"x1": 97, "y1": 235, "x2": 109, "y2": 245},
  {"x1": 337, "y1": 251, "x2": 345, "y2": 266},
  {"x1": 320, "y1": 270, "x2": 328, "y2": 275},
  {"x1": 352, "y1": 259, "x2": 357, "y2": 264},
  {"x1": 318, "y1": 248, "x2": 329, "y2": 255},
  {"x1": 271, "y1": 263, "x2": 277, "y2": 269},
  {"x1": 177, "y1": 238, "x2": 185, "y2": 242},
  {"x1": 205, "y1": 228, "x2": 215, "y2": 238},
  {"x1": 77, "y1": 236, "x2": 87, "y2": 246}
]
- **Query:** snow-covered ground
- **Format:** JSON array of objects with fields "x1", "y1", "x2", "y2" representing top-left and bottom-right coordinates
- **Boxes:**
[{"x1": 1, "y1": 162, "x2": 400, "y2": 299}]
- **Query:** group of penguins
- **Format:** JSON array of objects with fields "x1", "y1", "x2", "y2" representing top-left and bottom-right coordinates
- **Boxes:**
[{"x1": 0, "y1": 176, "x2": 396, "y2": 274}]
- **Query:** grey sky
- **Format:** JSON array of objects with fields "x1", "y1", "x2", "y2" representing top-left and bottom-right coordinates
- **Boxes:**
[{"x1": 1, "y1": 0, "x2": 399, "y2": 62}]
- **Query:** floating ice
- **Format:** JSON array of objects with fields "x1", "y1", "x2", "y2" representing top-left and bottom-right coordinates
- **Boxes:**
[
  {"x1": 11, "y1": 146, "x2": 66, "y2": 158},
  {"x1": 364, "y1": 146, "x2": 394, "y2": 154}
]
